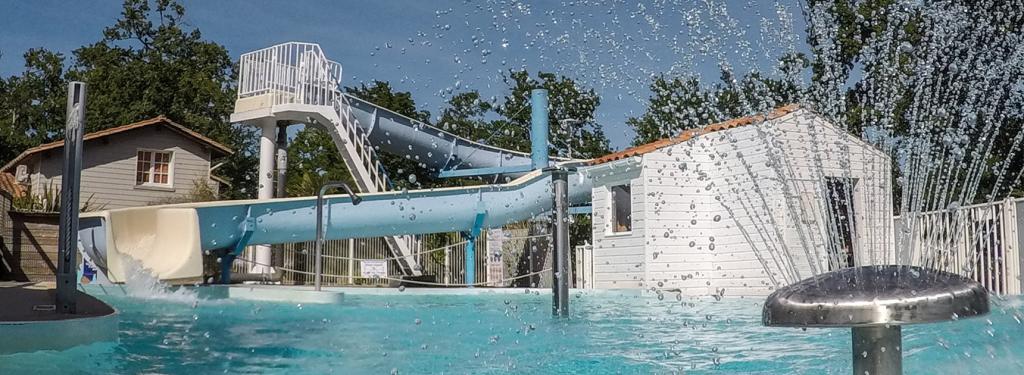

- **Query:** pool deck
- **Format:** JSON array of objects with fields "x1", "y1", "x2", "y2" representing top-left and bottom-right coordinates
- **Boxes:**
[
  {"x1": 0, "y1": 282, "x2": 119, "y2": 354},
  {"x1": 0, "y1": 282, "x2": 114, "y2": 321}
]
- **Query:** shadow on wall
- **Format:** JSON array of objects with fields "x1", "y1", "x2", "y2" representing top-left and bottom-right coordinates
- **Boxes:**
[{"x1": 0, "y1": 190, "x2": 60, "y2": 282}]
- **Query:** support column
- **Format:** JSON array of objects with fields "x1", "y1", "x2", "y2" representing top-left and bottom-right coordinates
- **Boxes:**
[
  {"x1": 250, "y1": 119, "x2": 276, "y2": 275},
  {"x1": 551, "y1": 168, "x2": 570, "y2": 317},
  {"x1": 347, "y1": 238, "x2": 355, "y2": 285},
  {"x1": 852, "y1": 326, "x2": 902, "y2": 375},
  {"x1": 465, "y1": 237, "x2": 477, "y2": 286},
  {"x1": 275, "y1": 123, "x2": 289, "y2": 198},
  {"x1": 465, "y1": 211, "x2": 487, "y2": 287},
  {"x1": 530, "y1": 89, "x2": 549, "y2": 170},
  {"x1": 57, "y1": 81, "x2": 87, "y2": 314},
  {"x1": 219, "y1": 251, "x2": 236, "y2": 284}
]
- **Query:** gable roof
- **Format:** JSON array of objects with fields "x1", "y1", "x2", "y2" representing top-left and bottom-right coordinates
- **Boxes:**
[
  {"x1": 0, "y1": 172, "x2": 26, "y2": 199},
  {"x1": 588, "y1": 104, "x2": 802, "y2": 165},
  {"x1": 0, "y1": 116, "x2": 233, "y2": 173}
]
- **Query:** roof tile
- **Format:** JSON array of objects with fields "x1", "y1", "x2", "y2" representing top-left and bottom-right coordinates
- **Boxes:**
[
  {"x1": 0, "y1": 172, "x2": 26, "y2": 199},
  {"x1": 588, "y1": 104, "x2": 801, "y2": 165}
]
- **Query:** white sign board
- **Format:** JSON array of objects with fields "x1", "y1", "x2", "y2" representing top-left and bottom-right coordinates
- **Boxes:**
[{"x1": 360, "y1": 260, "x2": 388, "y2": 278}]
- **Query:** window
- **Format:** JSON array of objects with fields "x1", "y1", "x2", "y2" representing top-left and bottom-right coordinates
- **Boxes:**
[
  {"x1": 609, "y1": 184, "x2": 632, "y2": 233},
  {"x1": 136, "y1": 150, "x2": 173, "y2": 186}
]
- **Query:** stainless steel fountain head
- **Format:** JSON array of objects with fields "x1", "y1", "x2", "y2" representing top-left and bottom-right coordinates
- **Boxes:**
[{"x1": 763, "y1": 265, "x2": 989, "y2": 375}]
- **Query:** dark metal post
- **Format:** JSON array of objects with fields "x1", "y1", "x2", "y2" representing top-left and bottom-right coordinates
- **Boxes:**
[
  {"x1": 315, "y1": 181, "x2": 361, "y2": 291},
  {"x1": 56, "y1": 82, "x2": 86, "y2": 314},
  {"x1": 275, "y1": 122, "x2": 288, "y2": 198},
  {"x1": 852, "y1": 326, "x2": 902, "y2": 375},
  {"x1": 551, "y1": 168, "x2": 570, "y2": 317}
]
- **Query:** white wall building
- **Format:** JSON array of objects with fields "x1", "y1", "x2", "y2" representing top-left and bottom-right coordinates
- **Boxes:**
[{"x1": 584, "y1": 105, "x2": 894, "y2": 297}]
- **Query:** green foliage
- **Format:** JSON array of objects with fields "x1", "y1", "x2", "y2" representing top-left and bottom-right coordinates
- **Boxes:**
[
  {"x1": 285, "y1": 127, "x2": 356, "y2": 197},
  {"x1": 0, "y1": 49, "x2": 69, "y2": 163},
  {"x1": 155, "y1": 179, "x2": 219, "y2": 204},
  {"x1": 345, "y1": 81, "x2": 431, "y2": 123},
  {"x1": 437, "y1": 91, "x2": 494, "y2": 143},
  {"x1": 627, "y1": 67, "x2": 804, "y2": 146},
  {"x1": 12, "y1": 182, "x2": 106, "y2": 213},
  {"x1": 492, "y1": 70, "x2": 610, "y2": 159}
]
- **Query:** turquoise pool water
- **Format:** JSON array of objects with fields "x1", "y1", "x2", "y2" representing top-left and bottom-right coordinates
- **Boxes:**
[{"x1": 2, "y1": 290, "x2": 1023, "y2": 374}]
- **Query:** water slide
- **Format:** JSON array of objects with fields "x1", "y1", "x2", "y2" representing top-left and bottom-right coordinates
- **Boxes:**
[
  {"x1": 79, "y1": 168, "x2": 591, "y2": 283},
  {"x1": 78, "y1": 42, "x2": 595, "y2": 283}
]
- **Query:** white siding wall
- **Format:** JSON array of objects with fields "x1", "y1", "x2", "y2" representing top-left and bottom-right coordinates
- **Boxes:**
[
  {"x1": 589, "y1": 160, "x2": 646, "y2": 288},
  {"x1": 29, "y1": 126, "x2": 216, "y2": 210},
  {"x1": 591, "y1": 109, "x2": 893, "y2": 297}
]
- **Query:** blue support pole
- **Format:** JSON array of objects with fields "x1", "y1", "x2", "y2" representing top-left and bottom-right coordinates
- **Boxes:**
[
  {"x1": 465, "y1": 211, "x2": 486, "y2": 287},
  {"x1": 530, "y1": 89, "x2": 549, "y2": 170},
  {"x1": 219, "y1": 252, "x2": 236, "y2": 284},
  {"x1": 464, "y1": 237, "x2": 476, "y2": 287},
  {"x1": 223, "y1": 216, "x2": 255, "y2": 284}
]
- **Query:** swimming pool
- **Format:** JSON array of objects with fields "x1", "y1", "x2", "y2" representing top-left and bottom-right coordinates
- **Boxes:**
[{"x1": 2, "y1": 289, "x2": 1022, "y2": 374}]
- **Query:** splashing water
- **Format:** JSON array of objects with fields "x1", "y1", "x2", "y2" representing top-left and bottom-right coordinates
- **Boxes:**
[
  {"x1": 121, "y1": 258, "x2": 200, "y2": 304},
  {"x1": 413, "y1": 0, "x2": 1024, "y2": 294}
]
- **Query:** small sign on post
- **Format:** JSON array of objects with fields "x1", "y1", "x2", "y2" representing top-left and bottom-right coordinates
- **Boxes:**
[
  {"x1": 360, "y1": 260, "x2": 388, "y2": 279},
  {"x1": 57, "y1": 82, "x2": 86, "y2": 314}
]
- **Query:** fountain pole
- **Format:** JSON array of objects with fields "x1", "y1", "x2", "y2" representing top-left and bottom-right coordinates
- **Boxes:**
[
  {"x1": 56, "y1": 82, "x2": 87, "y2": 314},
  {"x1": 550, "y1": 167, "x2": 570, "y2": 317}
]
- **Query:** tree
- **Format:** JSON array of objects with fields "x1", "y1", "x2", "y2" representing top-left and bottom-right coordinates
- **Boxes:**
[
  {"x1": 0, "y1": 49, "x2": 69, "y2": 163},
  {"x1": 67, "y1": 0, "x2": 256, "y2": 199},
  {"x1": 805, "y1": 0, "x2": 1024, "y2": 206},
  {"x1": 437, "y1": 91, "x2": 494, "y2": 143},
  {"x1": 493, "y1": 70, "x2": 610, "y2": 159},
  {"x1": 627, "y1": 67, "x2": 804, "y2": 146},
  {"x1": 626, "y1": 76, "x2": 718, "y2": 146},
  {"x1": 285, "y1": 127, "x2": 356, "y2": 197}
]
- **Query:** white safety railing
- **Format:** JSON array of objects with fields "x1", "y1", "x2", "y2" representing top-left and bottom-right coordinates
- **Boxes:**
[
  {"x1": 574, "y1": 244, "x2": 594, "y2": 289},
  {"x1": 896, "y1": 197, "x2": 1022, "y2": 295},
  {"x1": 238, "y1": 42, "x2": 342, "y2": 107}
]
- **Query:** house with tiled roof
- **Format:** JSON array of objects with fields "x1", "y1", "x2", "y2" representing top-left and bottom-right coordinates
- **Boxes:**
[
  {"x1": 582, "y1": 105, "x2": 894, "y2": 297},
  {"x1": 0, "y1": 116, "x2": 232, "y2": 210}
]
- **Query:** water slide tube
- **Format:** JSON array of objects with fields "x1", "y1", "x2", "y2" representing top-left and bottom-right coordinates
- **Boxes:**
[
  {"x1": 79, "y1": 167, "x2": 592, "y2": 283},
  {"x1": 344, "y1": 94, "x2": 547, "y2": 181}
]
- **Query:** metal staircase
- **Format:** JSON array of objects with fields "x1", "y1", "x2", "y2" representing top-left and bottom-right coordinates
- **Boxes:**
[
  {"x1": 234, "y1": 42, "x2": 422, "y2": 276},
  {"x1": 325, "y1": 92, "x2": 423, "y2": 276}
]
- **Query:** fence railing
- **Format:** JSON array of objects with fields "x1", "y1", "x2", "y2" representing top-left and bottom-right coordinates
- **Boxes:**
[
  {"x1": 895, "y1": 197, "x2": 1023, "y2": 295},
  {"x1": 231, "y1": 232, "x2": 496, "y2": 286},
  {"x1": 574, "y1": 244, "x2": 594, "y2": 289},
  {"x1": 237, "y1": 42, "x2": 342, "y2": 107}
]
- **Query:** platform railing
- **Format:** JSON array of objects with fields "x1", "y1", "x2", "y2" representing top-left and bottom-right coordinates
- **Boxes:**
[
  {"x1": 895, "y1": 197, "x2": 1023, "y2": 295},
  {"x1": 237, "y1": 42, "x2": 342, "y2": 107}
]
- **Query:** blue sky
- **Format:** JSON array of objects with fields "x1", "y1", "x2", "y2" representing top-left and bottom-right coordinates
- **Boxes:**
[{"x1": 0, "y1": 1, "x2": 806, "y2": 150}]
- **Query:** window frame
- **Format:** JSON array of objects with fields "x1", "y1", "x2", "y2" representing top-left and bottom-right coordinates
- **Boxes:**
[
  {"x1": 607, "y1": 183, "x2": 633, "y2": 235},
  {"x1": 135, "y1": 148, "x2": 175, "y2": 189}
]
